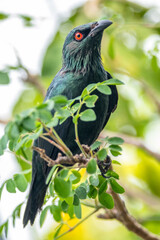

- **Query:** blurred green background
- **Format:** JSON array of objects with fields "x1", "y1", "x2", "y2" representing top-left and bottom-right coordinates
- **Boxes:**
[{"x1": 1, "y1": 0, "x2": 160, "y2": 239}]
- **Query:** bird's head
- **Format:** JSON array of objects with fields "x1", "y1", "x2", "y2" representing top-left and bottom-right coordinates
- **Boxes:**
[{"x1": 62, "y1": 20, "x2": 112, "y2": 74}]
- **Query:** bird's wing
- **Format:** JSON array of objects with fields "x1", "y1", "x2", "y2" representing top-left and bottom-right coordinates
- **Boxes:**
[{"x1": 23, "y1": 72, "x2": 76, "y2": 226}]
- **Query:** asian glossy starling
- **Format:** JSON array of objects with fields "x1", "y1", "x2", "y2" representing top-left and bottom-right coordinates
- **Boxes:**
[{"x1": 23, "y1": 20, "x2": 118, "y2": 227}]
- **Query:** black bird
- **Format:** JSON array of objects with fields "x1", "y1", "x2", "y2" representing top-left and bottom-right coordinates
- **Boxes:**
[{"x1": 23, "y1": 20, "x2": 118, "y2": 227}]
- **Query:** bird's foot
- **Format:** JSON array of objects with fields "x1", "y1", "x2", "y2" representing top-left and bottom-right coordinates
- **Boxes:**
[{"x1": 97, "y1": 155, "x2": 111, "y2": 178}]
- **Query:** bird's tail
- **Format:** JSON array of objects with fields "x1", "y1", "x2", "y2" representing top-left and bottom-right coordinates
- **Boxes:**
[{"x1": 23, "y1": 172, "x2": 48, "y2": 227}]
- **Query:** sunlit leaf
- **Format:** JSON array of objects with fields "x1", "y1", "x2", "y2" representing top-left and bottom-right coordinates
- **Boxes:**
[
  {"x1": 98, "y1": 192, "x2": 114, "y2": 209},
  {"x1": 80, "y1": 109, "x2": 96, "y2": 122}
]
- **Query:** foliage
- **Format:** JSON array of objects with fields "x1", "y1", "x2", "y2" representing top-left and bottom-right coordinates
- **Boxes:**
[
  {"x1": 0, "y1": 79, "x2": 124, "y2": 238},
  {"x1": 1, "y1": 0, "x2": 160, "y2": 239}
]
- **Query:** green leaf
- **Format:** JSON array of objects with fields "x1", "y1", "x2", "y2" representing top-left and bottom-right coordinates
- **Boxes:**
[
  {"x1": 12, "y1": 203, "x2": 23, "y2": 227},
  {"x1": 98, "y1": 175, "x2": 106, "y2": 186},
  {"x1": 52, "y1": 95, "x2": 68, "y2": 107},
  {"x1": 71, "y1": 103, "x2": 80, "y2": 114},
  {"x1": 6, "y1": 179, "x2": 16, "y2": 193},
  {"x1": 75, "y1": 186, "x2": 87, "y2": 199},
  {"x1": 57, "y1": 108, "x2": 70, "y2": 119},
  {"x1": 0, "y1": 140, "x2": 3, "y2": 156},
  {"x1": 0, "y1": 13, "x2": 9, "y2": 20},
  {"x1": 91, "y1": 141, "x2": 102, "y2": 150},
  {"x1": 98, "y1": 192, "x2": 114, "y2": 209},
  {"x1": 59, "y1": 169, "x2": 69, "y2": 179},
  {"x1": 4, "y1": 220, "x2": 8, "y2": 237},
  {"x1": 84, "y1": 95, "x2": 98, "y2": 108},
  {"x1": 24, "y1": 139, "x2": 33, "y2": 148},
  {"x1": 109, "y1": 145, "x2": 122, "y2": 152},
  {"x1": 106, "y1": 170, "x2": 119, "y2": 179},
  {"x1": 46, "y1": 165, "x2": 57, "y2": 184},
  {"x1": 97, "y1": 85, "x2": 111, "y2": 95},
  {"x1": 0, "y1": 135, "x2": 8, "y2": 150},
  {"x1": 112, "y1": 160, "x2": 121, "y2": 165},
  {"x1": 105, "y1": 79, "x2": 124, "y2": 85},
  {"x1": 74, "y1": 203, "x2": 81, "y2": 219},
  {"x1": 86, "y1": 83, "x2": 96, "y2": 92},
  {"x1": 13, "y1": 174, "x2": 28, "y2": 192},
  {"x1": 73, "y1": 194, "x2": 80, "y2": 206},
  {"x1": 87, "y1": 159, "x2": 97, "y2": 174},
  {"x1": 61, "y1": 201, "x2": 69, "y2": 212},
  {"x1": 0, "y1": 71, "x2": 10, "y2": 84},
  {"x1": 50, "y1": 205, "x2": 61, "y2": 222},
  {"x1": 9, "y1": 139, "x2": 17, "y2": 151},
  {"x1": 88, "y1": 185, "x2": 97, "y2": 199},
  {"x1": 81, "y1": 88, "x2": 88, "y2": 98},
  {"x1": 89, "y1": 175, "x2": 99, "y2": 187},
  {"x1": 38, "y1": 109, "x2": 52, "y2": 123},
  {"x1": 70, "y1": 170, "x2": 81, "y2": 184},
  {"x1": 54, "y1": 223, "x2": 63, "y2": 239},
  {"x1": 40, "y1": 206, "x2": 50, "y2": 227},
  {"x1": 0, "y1": 182, "x2": 5, "y2": 199},
  {"x1": 108, "y1": 137, "x2": 124, "y2": 145},
  {"x1": 110, "y1": 150, "x2": 121, "y2": 156},
  {"x1": 97, "y1": 148, "x2": 107, "y2": 161},
  {"x1": 54, "y1": 177, "x2": 71, "y2": 198},
  {"x1": 68, "y1": 205, "x2": 74, "y2": 219},
  {"x1": 14, "y1": 135, "x2": 28, "y2": 152},
  {"x1": 9, "y1": 123, "x2": 19, "y2": 139},
  {"x1": 22, "y1": 117, "x2": 36, "y2": 131},
  {"x1": 65, "y1": 196, "x2": 74, "y2": 205},
  {"x1": 99, "y1": 179, "x2": 108, "y2": 195},
  {"x1": 80, "y1": 109, "x2": 96, "y2": 122},
  {"x1": 110, "y1": 178, "x2": 125, "y2": 194},
  {"x1": 49, "y1": 182, "x2": 54, "y2": 197},
  {"x1": 46, "y1": 117, "x2": 59, "y2": 128}
]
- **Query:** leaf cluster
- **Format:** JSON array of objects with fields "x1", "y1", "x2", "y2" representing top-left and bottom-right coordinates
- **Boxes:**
[{"x1": 0, "y1": 79, "x2": 124, "y2": 238}]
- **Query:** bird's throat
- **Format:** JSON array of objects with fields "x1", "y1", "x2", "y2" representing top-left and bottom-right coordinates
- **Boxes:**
[{"x1": 63, "y1": 46, "x2": 104, "y2": 76}]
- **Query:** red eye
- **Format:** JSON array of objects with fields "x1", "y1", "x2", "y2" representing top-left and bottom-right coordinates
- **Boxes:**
[{"x1": 75, "y1": 32, "x2": 83, "y2": 41}]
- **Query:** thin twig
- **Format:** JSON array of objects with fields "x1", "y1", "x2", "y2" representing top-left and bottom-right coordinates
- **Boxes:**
[
  {"x1": 124, "y1": 184, "x2": 160, "y2": 210},
  {"x1": 55, "y1": 208, "x2": 100, "y2": 240},
  {"x1": 14, "y1": 50, "x2": 46, "y2": 97},
  {"x1": 97, "y1": 165, "x2": 160, "y2": 240},
  {"x1": 40, "y1": 121, "x2": 73, "y2": 158},
  {"x1": 40, "y1": 135, "x2": 65, "y2": 153},
  {"x1": 140, "y1": 80, "x2": 160, "y2": 113},
  {"x1": 15, "y1": 154, "x2": 32, "y2": 166},
  {"x1": 0, "y1": 119, "x2": 9, "y2": 125},
  {"x1": 32, "y1": 146, "x2": 89, "y2": 167}
]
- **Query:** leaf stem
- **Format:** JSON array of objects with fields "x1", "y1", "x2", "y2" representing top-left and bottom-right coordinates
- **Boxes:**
[
  {"x1": 40, "y1": 120, "x2": 73, "y2": 158},
  {"x1": 74, "y1": 100, "x2": 88, "y2": 157}
]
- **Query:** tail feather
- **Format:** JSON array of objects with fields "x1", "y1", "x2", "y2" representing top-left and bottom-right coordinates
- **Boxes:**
[{"x1": 23, "y1": 173, "x2": 48, "y2": 227}]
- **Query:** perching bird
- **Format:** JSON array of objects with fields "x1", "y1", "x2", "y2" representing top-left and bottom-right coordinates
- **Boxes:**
[{"x1": 23, "y1": 20, "x2": 118, "y2": 227}]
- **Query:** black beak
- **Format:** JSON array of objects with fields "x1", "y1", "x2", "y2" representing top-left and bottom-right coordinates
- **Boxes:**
[{"x1": 89, "y1": 20, "x2": 113, "y2": 37}]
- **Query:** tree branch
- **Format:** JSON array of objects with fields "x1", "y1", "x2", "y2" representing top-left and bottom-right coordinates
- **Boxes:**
[
  {"x1": 32, "y1": 146, "x2": 89, "y2": 167},
  {"x1": 23, "y1": 72, "x2": 46, "y2": 98},
  {"x1": 97, "y1": 164, "x2": 160, "y2": 240},
  {"x1": 140, "y1": 80, "x2": 160, "y2": 113},
  {"x1": 98, "y1": 188, "x2": 160, "y2": 240},
  {"x1": 34, "y1": 145, "x2": 160, "y2": 240},
  {"x1": 13, "y1": 48, "x2": 46, "y2": 97}
]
